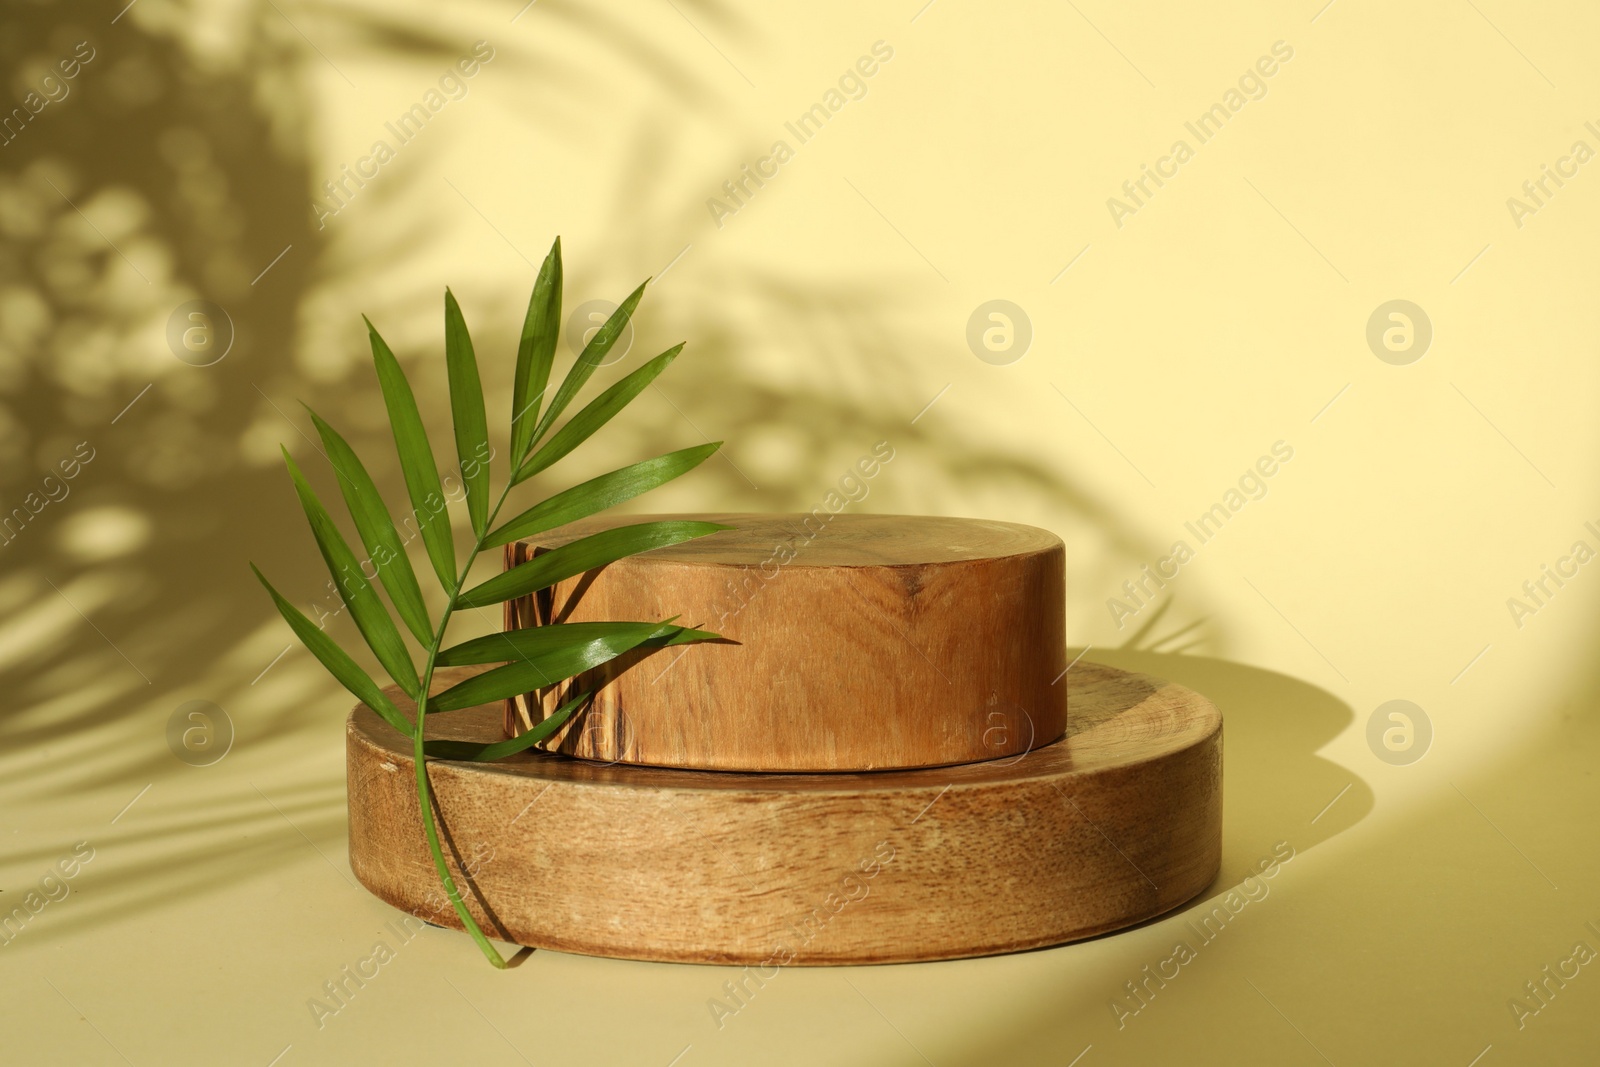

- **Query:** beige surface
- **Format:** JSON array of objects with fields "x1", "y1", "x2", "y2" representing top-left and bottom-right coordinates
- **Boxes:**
[
  {"x1": 4, "y1": 0, "x2": 1600, "y2": 1063},
  {"x1": 7, "y1": 648, "x2": 1598, "y2": 1066}
]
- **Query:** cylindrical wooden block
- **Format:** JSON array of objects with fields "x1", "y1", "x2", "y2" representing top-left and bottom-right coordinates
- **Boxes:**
[
  {"x1": 503, "y1": 514, "x2": 1067, "y2": 772},
  {"x1": 346, "y1": 661, "x2": 1222, "y2": 965}
]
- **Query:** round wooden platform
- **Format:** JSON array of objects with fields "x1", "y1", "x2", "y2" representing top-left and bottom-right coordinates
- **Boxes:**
[
  {"x1": 346, "y1": 660, "x2": 1222, "y2": 965},
  {"x1": 505, "y1": 513, "x2": 1067, "y2": 772}
]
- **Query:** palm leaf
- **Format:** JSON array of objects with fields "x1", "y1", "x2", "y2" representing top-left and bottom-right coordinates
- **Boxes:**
[
  {"x1": 251, "y1": 564, "x2": 411, "y2": 734},
  {"x1": 510, "y1": 238, "x2": 563, "y2": 466},
  {"x1": 444, "y1": 289, "x2": 491, "y2": 537},
  {"x1": 486, "y1": 442, "x2": 719, "y2": 548},
  {"x1": 429, "y1": 621, "x2": 708, "y2": 711},
  {"x1": 513, "y1": 345, "x2": 684, "y2": 484},
  {"x1": 456, "y1": 520, "x2": 729, "y2": 609},
  {"x1": 366, "y1": 318, "x2": 456, "y2": 589},
  {"x1": 436, "y1": 618, "x2": 717, "y2": 666},
  {"x1": 305, "y1": 406, "x2": 433, "y2": 645},
  {"x1": 263, "y1": 268, "x2": 721, "y2": 970},
  {"x1": 435, "y1": 618, "x2": 672, "y2": 666},
  {"x1": 423, "y1": 690, "x2": 589, "y2": 761},
  {"x1": 526, "y1": 279, "x2": 647, "y2": 446},
  {"x1": 282, "y1": 447, "x2": 419, "y2": 697}
]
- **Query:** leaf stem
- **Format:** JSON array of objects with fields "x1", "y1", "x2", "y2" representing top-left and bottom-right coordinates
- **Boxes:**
[{"x1": 411, "y1": 479, "x2": 519, "y2": 969}]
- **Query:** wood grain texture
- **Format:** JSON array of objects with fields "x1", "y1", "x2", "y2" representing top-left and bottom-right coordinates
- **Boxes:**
[
  {"x1": 346, "y1": 661, "x2": 1222, "y2": 965},
  {"x1": 504, "y1": 513, "x2": 1067, "y2": 771}
]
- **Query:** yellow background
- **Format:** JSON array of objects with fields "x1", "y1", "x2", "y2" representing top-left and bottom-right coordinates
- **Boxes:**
[{"x1": 3, "y1": 0, "x2": 1598, "y2": 1063}]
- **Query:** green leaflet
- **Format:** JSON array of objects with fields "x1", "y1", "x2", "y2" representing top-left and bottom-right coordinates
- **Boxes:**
[
  {"x1": 510, "y1": 238, "x2": 563, "y2": 466},
  {"x1": 436, "y1": 618, "x2": 718, "y2": 667},
  {"x1": 513, "y1": 345, "x2": 684, "y2": 484},
  {"x1": 526, "y1": 279, "x2": 647, "y2": 447},
  {"x1": 429, "y1": 621, "x2": 711, "y2": 712},
  {"x1": 281, "y1": 448, "x2": 419, "y2": 697},
  {"x1": 438, "y1": 620, "x2": 720, "y2": 665},
  {"x1": 305, "y1": 406, "x2": 433, "y2": 645},
  {"x1": 366, "y1": 318, "x2": 456, "y2": 589},
  {"x1": 251, "y1": 564, "x2": 410, "y2": 735},
  {"x1": 423, "y1": 689, "x2": 589, "y2": 762},
  {"x1": 457, "y1": 520, "x2": 729, "y2": 609},
  {"x1": 486, "y1": 442, "x2": 719, "y2": 548},
  {"x1": 435, "y1": 619, "x2": 681, "y2": 665},
  {"x1": 443, "y1": 289, "x2": 491, "y2": 538}
]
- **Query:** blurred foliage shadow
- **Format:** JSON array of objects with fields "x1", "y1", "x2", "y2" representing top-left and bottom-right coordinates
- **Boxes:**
[{"x1": 0, "y1": 0, "x2": 1264, "y2": 942}]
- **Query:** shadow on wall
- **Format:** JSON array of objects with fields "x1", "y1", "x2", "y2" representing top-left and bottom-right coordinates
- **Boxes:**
[
  {"x1": 546, "y1": 112, "x2": 1204, "y2": 644},
  {"x1": 0, "y1": 2, "x2": 316, "y2": 784},
  {"x1": 0, "y1": 0, "x2": 1220, "y2": 937}
]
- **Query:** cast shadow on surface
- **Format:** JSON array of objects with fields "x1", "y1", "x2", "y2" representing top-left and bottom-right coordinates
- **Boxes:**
[
  {"x1": 999, "y1": 648, "x2": 1369, "y2": 951},
  {"x1": 1095, "y1": 648, "x2": 1373, "y2": 864},
  {"x1": 952, "y1": 646, "x2": 1600, "y2": 1067},
  {"x1": 858, "y1": 650, "x2": 1372, "y2": 1067}
]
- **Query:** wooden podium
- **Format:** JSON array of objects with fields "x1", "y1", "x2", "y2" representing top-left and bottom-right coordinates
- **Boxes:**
[{"x1": 346, "y1": 515, "x2": 1222, "y2": 963}]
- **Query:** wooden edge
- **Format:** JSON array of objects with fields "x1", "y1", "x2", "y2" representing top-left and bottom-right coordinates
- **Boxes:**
[{"x1": 346, "y1": 663, "x2": 1223, "y2": 964}]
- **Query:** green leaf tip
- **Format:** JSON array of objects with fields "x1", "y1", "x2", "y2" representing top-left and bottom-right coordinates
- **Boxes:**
[
  {"x1": 443, "y1": 286, "x2": 491, "y2": 538},
  {"x1": 250, "y1": 562, "x2": 412, "y2": 735}
]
